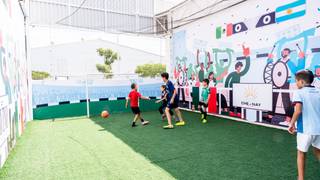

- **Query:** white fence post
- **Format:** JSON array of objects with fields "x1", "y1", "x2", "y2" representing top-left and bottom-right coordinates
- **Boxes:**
[
  {"x1": 85, "y1": 74, "x2": 90, "y2": 118},
  {"x1": 218, "y1": 90, "x2": 221, "y2": 115}
]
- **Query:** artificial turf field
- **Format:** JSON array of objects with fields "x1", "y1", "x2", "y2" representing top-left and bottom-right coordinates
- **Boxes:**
[{"x1": 0, "y1": 110, "x2": 319, "y2": 180}]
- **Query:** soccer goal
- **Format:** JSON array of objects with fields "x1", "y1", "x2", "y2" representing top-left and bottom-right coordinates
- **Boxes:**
[{"x1": 86, "y1": 73, "x2": 162, "y2": 117}]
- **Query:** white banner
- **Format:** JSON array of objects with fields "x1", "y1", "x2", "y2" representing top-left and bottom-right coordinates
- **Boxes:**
[{"x1": 233, "y1": 83, "x2": 273, "y2": 111}]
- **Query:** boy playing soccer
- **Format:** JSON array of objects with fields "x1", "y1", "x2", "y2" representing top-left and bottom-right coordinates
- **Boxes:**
[
  {"x1": 161, "y1": 72, "x2": 185, "y2": 129},
  {"x1": 126, "y1": 83, "x2": 150, "y2": 127},
  {"x1": 199, "y1": 79, "x2": 211, "y2": 123},
  {"x1": 156, "y1": 85, "x2": 174, "y2": 120},
  {"x1": 288, "y1": 70, "x2": 320, "y2": 180}
]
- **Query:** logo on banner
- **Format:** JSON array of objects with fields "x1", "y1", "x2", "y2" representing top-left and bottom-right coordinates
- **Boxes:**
[{"x1": 244, "y1": 86, "x2": 258, "y2": 99}]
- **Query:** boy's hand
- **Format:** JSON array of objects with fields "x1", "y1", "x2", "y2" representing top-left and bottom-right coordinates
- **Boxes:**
[
  {"x1": 288, "y1": 123, "x2": 296, "y2": 134},
  {"x1": 170, "y1": 99, "x2": 174, "y2": 104}
]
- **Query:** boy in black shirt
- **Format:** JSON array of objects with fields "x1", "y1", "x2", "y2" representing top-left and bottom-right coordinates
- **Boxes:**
[{"x1": 156, "y1": 85, "x2": 174, "y2": 120}]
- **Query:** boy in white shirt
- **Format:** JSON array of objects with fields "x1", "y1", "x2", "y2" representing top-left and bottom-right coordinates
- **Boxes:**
[{"x1": 288, "y1": 70, "x2": 320, "y2": 180}]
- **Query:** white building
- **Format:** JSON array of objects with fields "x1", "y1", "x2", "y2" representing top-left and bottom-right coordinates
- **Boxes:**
[
  {"x1": 31, "y1": 39, "x2": 164, "y2": 76},
  {"x1": 28, "y1": 0, "x2": 173, "y2": 75}
]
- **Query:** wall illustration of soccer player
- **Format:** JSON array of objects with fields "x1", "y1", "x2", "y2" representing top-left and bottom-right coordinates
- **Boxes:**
[
  {"x1": 0, "y1": 0, "x2": 32, "y2": 167},
  {"x1": 224, "y1": 45, "x2": 251, "y2": 116},
  {"x1": 170, "y1": 0, "x2": 320, "y2": 126},
  {"x1": 212, "y1": 48, "x2": 233, "y2": 83}
]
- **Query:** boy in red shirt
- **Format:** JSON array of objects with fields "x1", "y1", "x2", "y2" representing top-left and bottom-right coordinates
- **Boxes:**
[{"x1": 126, "y1": 83, "x2": 150, "y2": 127}]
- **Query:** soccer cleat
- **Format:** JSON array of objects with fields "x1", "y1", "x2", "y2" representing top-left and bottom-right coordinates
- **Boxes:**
[
  {"x1": 163, "y1": 124, "x2": 174, "y2": 129},
  {"x1": 202, "y1": 119, "x2": 207, "y2": 123},
  {"x1": 175, "y1": 121, "x2": 185, "y2": 126},
  {"x1": 142, "y1": 121, "x2": 150, "y2": 126},
  {"x1": 132, "y1": 124, "x2": 138, "y2": 127}
]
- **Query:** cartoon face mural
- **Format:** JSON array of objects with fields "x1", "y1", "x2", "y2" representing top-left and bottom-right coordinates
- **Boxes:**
[
  {"x1": 171, "y1": 0, "x2": 320, "y2": 125},
  {"x1": 174, "y1": 57, "x2": 188, "y2": 86}
]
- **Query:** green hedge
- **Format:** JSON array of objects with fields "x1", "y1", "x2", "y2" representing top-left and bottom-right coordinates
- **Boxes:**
[{"x1": 32, "y1": 71, "x2": 50, "y2": 80}]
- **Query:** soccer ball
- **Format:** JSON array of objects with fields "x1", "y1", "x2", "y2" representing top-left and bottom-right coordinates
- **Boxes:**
[{"x1": 101, "y1": 111, "x2": 109, "y2": 118}]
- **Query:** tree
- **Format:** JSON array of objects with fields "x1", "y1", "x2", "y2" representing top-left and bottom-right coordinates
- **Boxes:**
[
  {"x1": 32, "y1": 71, "x2": 50, "y2": 80},
  {"x1": 135, "y1": 63, "x2": 166, "y2": 78},
  {"x1": 96, "y1": 48, "x2": 119, "y2": 78}
]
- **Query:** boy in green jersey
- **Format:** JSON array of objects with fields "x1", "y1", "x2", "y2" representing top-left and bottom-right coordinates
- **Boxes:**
[{"x1": 198, "y1": 79, "x2": 211, "y2": 123}]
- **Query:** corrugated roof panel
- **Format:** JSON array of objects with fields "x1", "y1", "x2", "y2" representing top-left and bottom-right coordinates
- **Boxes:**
[{"x1": 29, "y1": 0, "x2": 154, "y2": 33}]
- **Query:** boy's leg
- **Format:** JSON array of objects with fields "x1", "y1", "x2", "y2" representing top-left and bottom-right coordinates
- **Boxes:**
[
  {"x1": 132, "y1": 114, "x2": 139, "y2": 127},
  {"x1": 312, "y1": 135, "x2": 320, "y2": 161},
  {"x1": 163, "y1": 107, "x2": 174, "y2": 129},
  {"x1": 297, "y1": 150, "x2": 306, "y2": 180},
  {"x1": 169, "y1": 109, "x2": 174, "y2": 116},
  {"x1": 199, "y1": 103, "x2": 204, "y2": 113},
  {"x1": 174, "y1": 108, "x2": 185, "y2": 125},
  {"x1": 138, "y1": 113, "x2": 149, "y2": 125},
  {"x1": 199, "y1": 102, "x2": 207, "y2": 121},
  {"x1": 202, "y1": 104, "x2": 208, "y2": 123},
  {"x1": 159, "y1": 105, "x2": 164, "y2": 114},
  {"x1": 313, "y1": 148, "x2": 320, "y2": 161},
  {"x1": 204, "y1": 104, "x2": 207, "y2": 118},
  {"x1": 296, "y1": 133, "x2": 312, "y2": 180},
  {"x1": 169, "y1": 109, "x2": 177, "y2": 122},
  {"x1": 159, "y1": 105, "x2": 165, "y2": 120}
]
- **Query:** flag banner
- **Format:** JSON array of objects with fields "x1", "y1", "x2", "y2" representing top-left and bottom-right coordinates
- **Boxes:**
[
  {"x1": 232, "y1": 22, "x2": 248, "y2": 34},
  {"x1": 256, "y1": 12, "x2": 276, "y2": 28},
  {"x1": 275, "y1": 0, "x2": 306, "y2": 23}
]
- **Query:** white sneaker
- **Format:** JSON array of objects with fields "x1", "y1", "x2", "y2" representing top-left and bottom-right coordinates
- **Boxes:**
[
  {"x1": 279, "y1": 121, "x2": 289, "y2": 126},
  {"x1": 142, "y1": 121, "x2": 150, "y2": 126}
]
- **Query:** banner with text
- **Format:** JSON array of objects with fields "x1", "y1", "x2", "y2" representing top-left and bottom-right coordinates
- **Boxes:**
[{"x1": 233, "y1": 83, "x2": 273, "y2": 111}]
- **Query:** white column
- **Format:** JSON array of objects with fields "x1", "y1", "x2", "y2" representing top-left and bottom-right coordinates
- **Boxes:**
[{"x1": 85, "y1": 75, "x2": 90, "y2": 118}]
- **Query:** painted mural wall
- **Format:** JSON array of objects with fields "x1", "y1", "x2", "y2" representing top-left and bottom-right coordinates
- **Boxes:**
[
  {"x1": 171, "y1": 0, "x2": 320, "y2": 125},
  {"x1": 0, "y1": 0, "x2": 32, "y2": 167}
]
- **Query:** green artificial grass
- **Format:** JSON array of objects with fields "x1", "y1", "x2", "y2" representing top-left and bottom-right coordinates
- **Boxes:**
[{"x1": 0, "y1": 111, "x2": 319, "y2": 180}]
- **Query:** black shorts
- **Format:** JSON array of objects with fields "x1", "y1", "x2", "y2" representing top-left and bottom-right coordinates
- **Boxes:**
[
  {"x1": 131, "y1": 107, "x2": 141, "y2": 114},
  {"x1": 167, "y1": 101, "x2": 179, "y2": 109},
  {"x1": 199, "y1": 101, "x2": 208, "y2": 108}
]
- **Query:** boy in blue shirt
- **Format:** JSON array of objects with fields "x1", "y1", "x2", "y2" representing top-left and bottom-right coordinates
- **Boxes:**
[
  {"x1": 288, "y1": 70, "x2": 320, "y2": 180},
  {"x1": 161, "y1": 72, "x2": 185, "y2": 129}
]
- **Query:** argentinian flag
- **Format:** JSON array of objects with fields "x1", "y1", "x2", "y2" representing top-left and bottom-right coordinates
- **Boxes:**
[{"x1": 275, "y1": 0, "x2": 306, "y2": 23}]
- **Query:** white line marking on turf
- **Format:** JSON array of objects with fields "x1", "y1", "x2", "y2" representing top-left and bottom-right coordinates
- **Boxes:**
[{"x1": 179, "y1": 108, "x2": 287, "y2": 131}]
